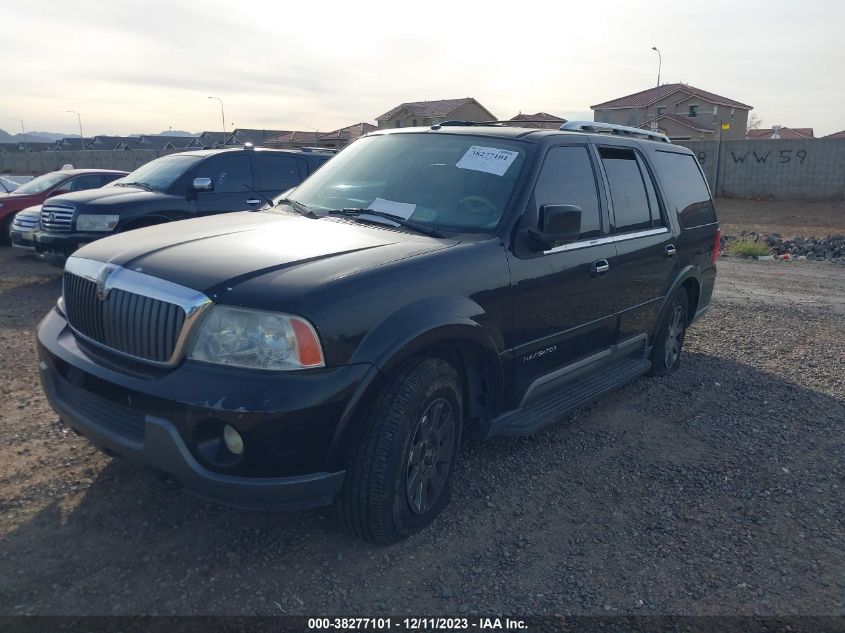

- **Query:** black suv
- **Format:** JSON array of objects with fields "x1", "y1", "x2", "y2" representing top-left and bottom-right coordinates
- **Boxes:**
[
  {"x1": 33, "y1": 146, "x2": 331, "y2": 262},
  {"x1": 36, "y1": 122, "x2": 719, "y2": 543}
]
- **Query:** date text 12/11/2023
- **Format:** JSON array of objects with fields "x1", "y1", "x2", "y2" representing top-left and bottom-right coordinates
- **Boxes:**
[{"x1": 307, "y1": 617, "x2": 528, "y2": 630}]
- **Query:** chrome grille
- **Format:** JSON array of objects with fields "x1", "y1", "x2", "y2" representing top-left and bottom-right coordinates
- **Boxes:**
[
  {"x1": 41, "y1": 204, "x2": 75, "y2": 233},
  {"x1": 64, "y1": 272, "x2": 186, "y2": 363},
  {"x1": 12, "y1": 213, "x2": 39, "y2": 230}
]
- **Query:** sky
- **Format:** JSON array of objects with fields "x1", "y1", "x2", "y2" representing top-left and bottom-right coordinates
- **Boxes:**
[{"x1": 2, "y1": 0, "x2": 844, "y2": 137}]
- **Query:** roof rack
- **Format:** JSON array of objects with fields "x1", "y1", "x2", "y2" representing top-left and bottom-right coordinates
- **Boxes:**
[
  {"x1": 435, "y1": 119, "x2": 565, "y2": 128},
  {"x1": 559, "y1": 121, "x2": 671, "y2": 143}
]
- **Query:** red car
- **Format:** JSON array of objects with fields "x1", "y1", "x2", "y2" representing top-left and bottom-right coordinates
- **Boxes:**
[{"x1": 1, "y1": 169, "x2": 127, "y2": 243}]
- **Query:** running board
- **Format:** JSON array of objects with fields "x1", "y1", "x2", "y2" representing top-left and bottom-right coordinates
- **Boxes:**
[{"x1": 487, "y1": 358, "x2": 652, "y2": 438}]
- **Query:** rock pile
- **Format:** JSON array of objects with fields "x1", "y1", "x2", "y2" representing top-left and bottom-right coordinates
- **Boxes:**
[{"x1": 721, "y1": 232, "x2": 845, "y2": 260}]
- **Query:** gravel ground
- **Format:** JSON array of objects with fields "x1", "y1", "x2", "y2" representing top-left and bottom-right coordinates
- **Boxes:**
[{"x1": 0, "y1": 245, "x2": 843, "y2": 617}]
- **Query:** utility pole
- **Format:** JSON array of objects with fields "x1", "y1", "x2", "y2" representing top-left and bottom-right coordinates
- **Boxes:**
[
  {"x1": 208, "y1": 96, "x2": 226, "y2": 146},
  {"x1": 67, "y1": 110, "x2": 85, "y2": 150}
]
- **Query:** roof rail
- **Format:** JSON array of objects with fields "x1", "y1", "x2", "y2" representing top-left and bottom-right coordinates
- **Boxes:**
[{"x1": 560, "y1": 121, "x2": 671, "y2": 143}]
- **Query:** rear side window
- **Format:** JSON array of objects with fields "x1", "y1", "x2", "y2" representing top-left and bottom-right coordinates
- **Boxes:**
[
  {"x1": 199, "y1": 155, "x2": 253, "y2": 193},
  {"x1": 257, "y1": 155, "x2": 303, "y2": 191},
  {"x1": 599, "y1": 147, "x2": 651, "y2": 233},
  {"x1": 533, "y1": 146, "x2": 602, "y2": 239},
  {"x1": 68, "y1": 175, "x2": 105, "y2": 191},
  {"x1": 652, "y1": 151, "x2": 716, "y2": 227}
]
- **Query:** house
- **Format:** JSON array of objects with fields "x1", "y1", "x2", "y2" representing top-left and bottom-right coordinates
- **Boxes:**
[
  {"x1": 509, "y1": 112, "x2": 567, "y2": 129},
  {"x1": 129, "y1": 135, "x2": 198, "y2": 150},
  {"x1": 746, "y1": 126, "x2": 814, "y2": 140},
  {"x1": 317, "y1": 122, "x2": 377, "y2": 148},
  {"x1": 823, "y1": 130, "x2": 845, "y2": 139},
  {"x1": 196, "y1": 131, "x2": 229, "y2": 148},
  {"x1": 591, "y1": 83, "x2": 753, "y2": 140},
  {"x1": 264, "y1": 130, "x2": 325, "y2": 150},
  {"x1": 3, "y1": 141, "x2": 54, "y2": 152},
  {"x1": 376, "y1": 98, "x2": 495, "y2": 129},
  {"x1": 52, "y1": 137, "x2": 94, "y2": 151},
  {"x1": 225, "y1": 128, "x2": 290, "y2": 146}
]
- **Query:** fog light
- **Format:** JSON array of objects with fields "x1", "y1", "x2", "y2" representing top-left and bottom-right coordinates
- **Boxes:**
[{"x1": 222, "y1": 424, "x2": 244, "y2": 455}]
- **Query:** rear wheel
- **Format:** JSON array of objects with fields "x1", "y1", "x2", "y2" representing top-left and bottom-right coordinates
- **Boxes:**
[
  {"x1": 337, "y1": 356, "x2": 462, "y2": 544},
  {"x1": 648, "y1": 291, "x2": 689, "y2": 376}
]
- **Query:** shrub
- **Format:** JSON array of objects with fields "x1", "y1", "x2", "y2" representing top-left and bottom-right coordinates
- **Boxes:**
[{"x1": 725, "y1": 238, "x2": 771, "y2": 258}]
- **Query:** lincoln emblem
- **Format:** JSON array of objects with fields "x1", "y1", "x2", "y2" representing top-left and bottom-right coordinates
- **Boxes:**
[{"x1": 96, "y1": 266, "x2": 116, "y2": 301}]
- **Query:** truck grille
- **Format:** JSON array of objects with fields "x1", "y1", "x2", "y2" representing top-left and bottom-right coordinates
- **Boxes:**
[
  {"x1": 41, "y1": 203, "x2": 75, "y2": 233},
  {"x1": 64, "y1": 272, "x2": 187, "y2": 363},
  {"x1": 12, "y1": 213, "x2": 39, "y2": 231}
]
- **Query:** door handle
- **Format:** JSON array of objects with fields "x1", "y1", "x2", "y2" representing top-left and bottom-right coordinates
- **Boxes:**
[
  {"x1": 246, "y1": 198, "x2": 262, "y2": 205},
  {"x1": 664, "y1": 244, "x2": 677, "y2": 258},
  {"x1": 591, "y1": 259, "x2": 610, "y2": 277}
]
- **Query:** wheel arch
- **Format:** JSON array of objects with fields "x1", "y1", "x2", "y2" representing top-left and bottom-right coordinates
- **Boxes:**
[{"x1": 652, "y1": 265, "x2": 702, "y2": 341}]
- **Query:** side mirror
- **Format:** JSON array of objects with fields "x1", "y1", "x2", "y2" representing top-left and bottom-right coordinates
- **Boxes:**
[
  {"x1": 192, "y1": 177, "x2": 213, "y2": 192},
  {"x1": 527, "y1": 204, "x2": 582, "y2": 250}
]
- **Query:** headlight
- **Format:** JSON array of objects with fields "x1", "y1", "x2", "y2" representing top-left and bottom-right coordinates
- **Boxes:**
[
  {"x1": 188, "y1": 306, "x2": 325, "y2": 370},
  {"x1": 76, "y1": 214, "x2": 119, "y2": 232}
]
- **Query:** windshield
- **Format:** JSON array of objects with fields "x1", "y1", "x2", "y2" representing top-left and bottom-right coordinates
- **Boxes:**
[
  {"x1": 12, "y1": 172, "x2": 68, "y2": 195},
  {"x1": 280, "y1": 133, "x2": 528, "y2": 233},
  {"x1": 119, "y1": 154, "x2": 203, "y2": 191}
]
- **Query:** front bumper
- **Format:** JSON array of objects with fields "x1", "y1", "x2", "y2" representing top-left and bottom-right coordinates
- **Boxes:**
[
  {"x1": 37, "y1": 308, "x2": 376, "y2": 511},
  {"x1": 10, "y1": 227, "x2": 36, "y2": 251},
  {"x1": 33, "y1": 229, "x2": 98, "y2": 260}
]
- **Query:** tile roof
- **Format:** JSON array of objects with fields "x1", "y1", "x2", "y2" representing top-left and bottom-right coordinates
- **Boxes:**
[
  {"x1": 592, "y1": 83, "x2": 752, "y2": 111},
  {"x1": 376, "y1": 98, "x2": 490, "y2": 121},
  {"x1": 228, "y1": 128, "x2": 290, "y2": 145},
  {"x1": 320, "y1": 122, "x2": 377, "y2": 141},
  {"x1": 746, "y1": 127, "x2": 814, "y2": 139},
  {"x1": 509, "y1": 112, "x2": 567, "y2": 128},
  {"x1": 824, "y1": 130, "x2": 845, "y2": 139},
  {"x1": 265, "y1": 130, "x2": 324, "y2": 144},
  {"x1": 637, "y1": 112, "x2": 714, "y2": 133}
]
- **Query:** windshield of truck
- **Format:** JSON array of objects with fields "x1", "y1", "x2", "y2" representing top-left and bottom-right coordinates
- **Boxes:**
[
  {"x1": 12, "y1": 172, "x2": 68, "y2": 195},
  {"x1": 280, "y1": 133, "x2": 528, "y2": 233},
  {"x1": 117, "y1": 154, "x2": 203, "y2": 192}
]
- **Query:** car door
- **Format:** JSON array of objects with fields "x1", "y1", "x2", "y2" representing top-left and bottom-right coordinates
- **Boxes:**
[
  {"x1": 506, "y1": 143, "x2": 617, "y2": 403},
  {"x1": 597, "y1": 145, "x2": 679, "y2": 346},
  {"x1": 191, "y1": 153, "x2": 258, "y2": 216},
  {"x1": 254, "y1": 153, "x2": 306, "y2": 201}
]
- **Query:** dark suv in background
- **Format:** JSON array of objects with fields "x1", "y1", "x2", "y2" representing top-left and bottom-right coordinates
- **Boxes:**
[
  {"x1": 33, "y1": 146, "x2": 332, "y2": 262},
  {"x1": 37, "y1": 122, "x2": 719, "y2": 543},
  {"x1": 1, "y1": 169, "x2": 127, "y2": 244}
]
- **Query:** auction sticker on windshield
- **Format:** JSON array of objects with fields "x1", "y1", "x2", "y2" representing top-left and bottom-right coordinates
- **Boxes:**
[{"x1": 456, "y1": 146, "x2": 518, "y2": 177}]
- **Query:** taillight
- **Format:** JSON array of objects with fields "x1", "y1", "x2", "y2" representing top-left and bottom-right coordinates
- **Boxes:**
[{"x1": 711, "y1": 228, "x2": 721, "y2": 264}]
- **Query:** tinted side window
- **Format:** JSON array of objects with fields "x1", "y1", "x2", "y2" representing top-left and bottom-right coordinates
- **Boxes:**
[
  {"x1": 257, "y1": 155, "x2": 302, "y2": 190},
  {"x1": 599, "y1": 147, "x2": 651, "y2": 233},
  {"x1": 101, "y1": 173, "x2": 123, "y2": 186},
  {"x1": 68, "y1": 175, "x2": 105, "y2": 191},
  {"x1": 533, "y1": 146, "x2": 602, "y2": 239},
  {"x1": 199, "y1": 155, "x2": 253, "y2": 193},
  {"x1": 652, "y1": 151, "x2": 716, "y2": 228}
]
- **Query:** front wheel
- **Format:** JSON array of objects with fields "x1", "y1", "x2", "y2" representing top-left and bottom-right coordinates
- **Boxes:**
[
  {"x1": 337, "y1": 357, "x2": 463, "y2": 544},
  {"x1": 648, "y1": 291, "x2": 689, "y2": 376}
]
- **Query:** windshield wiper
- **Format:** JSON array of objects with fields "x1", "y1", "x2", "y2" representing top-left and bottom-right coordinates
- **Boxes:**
[
  {"x1": 115, "y1": 181, "x2": 153, "y2": 192},
  {"x1": 276, "y1": 197, "x2": 319, "y2": 219},
  {"x1": 329, "y1": 208, "x2": 443, "y2": 238}
]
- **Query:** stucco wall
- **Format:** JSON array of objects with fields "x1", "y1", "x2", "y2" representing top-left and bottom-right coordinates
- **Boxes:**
[{"x1": 0, "y1": 149, "x2": 179, "y2": 176}]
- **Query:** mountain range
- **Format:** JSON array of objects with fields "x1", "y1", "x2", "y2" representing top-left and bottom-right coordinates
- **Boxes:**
[{"x1": 0, "y1": 129, "x2": 198, "y2": 143}]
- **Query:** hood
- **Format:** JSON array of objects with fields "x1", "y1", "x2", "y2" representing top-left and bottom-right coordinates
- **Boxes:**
[
  {"x1": 45, "y1": 186, "x2": 169, "y2": 210},
  {"x1": 0, "y1": 191, "x2": 44, "y2": 213},
  {"x1": 73, "y1": 210, "x2": 455, "y2": 297}
]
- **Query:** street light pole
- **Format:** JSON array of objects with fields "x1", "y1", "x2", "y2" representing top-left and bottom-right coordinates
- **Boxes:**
[
  {"x1": 651, "y1": 46, "x2": 662, "y2": 87},
  {"x1": 11, "y1": 117, "x2": 26, "y2": 152},
  {"x1": 66, "y1": 110, "x2": 85, "y2": 150},
  {"x1": 208, "y1": 96, "x2": 226, "y2": 146}
]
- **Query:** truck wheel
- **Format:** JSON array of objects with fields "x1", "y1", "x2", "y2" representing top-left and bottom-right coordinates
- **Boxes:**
[
  {"x1": 648, "y1": 290, "x2": 689, "y2": 377},
  {"x1": 1, "y1": 216, "x2": 12, "y2": 245},
  {"x1": 337, "y1": 357, "x2": 462, "y2": 544}
]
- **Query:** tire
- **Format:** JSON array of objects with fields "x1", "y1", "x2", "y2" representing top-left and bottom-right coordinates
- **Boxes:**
[
  {"x1": 648, "y1": 290, "x2": 689, "y2": 377},
  {"x1": 1, "y1": 215, "x2": 12, "y2": 246},
  {"x1": 337, "y1": 356, "x2": 463, "y2": 544}
]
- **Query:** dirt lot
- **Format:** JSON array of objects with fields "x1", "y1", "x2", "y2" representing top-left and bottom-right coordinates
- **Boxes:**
[
  {"x1": 0, "y1": 203, "x2": 844, "y2": 616},
  {"x1": 717, "y1": 199, "x2": 845, "y2": 238}
]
